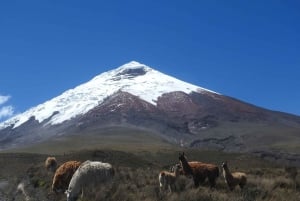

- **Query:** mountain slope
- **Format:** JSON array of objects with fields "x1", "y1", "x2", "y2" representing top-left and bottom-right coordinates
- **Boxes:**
[{"x1": 0, "y1": 61, "x2": 300, "y2": 166}]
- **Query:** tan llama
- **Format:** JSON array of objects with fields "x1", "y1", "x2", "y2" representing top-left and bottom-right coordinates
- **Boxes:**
[
  {"x1": 222, "y1": 161, "x2": 247, "y2": 191},
  {"x1": 159, "y1": 164, "x2": 181, "y2": 192}
]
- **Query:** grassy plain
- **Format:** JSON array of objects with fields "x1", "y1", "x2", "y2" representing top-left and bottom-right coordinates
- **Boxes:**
[
  {"x1": 0, "y1": 127, "x2": 299, "y2": 200},
  {"x1": 0, "y1": 147, "x2": 299, "y2": 200}
]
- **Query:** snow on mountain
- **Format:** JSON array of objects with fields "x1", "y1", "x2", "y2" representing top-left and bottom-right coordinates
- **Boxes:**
[{"x1": 0, "y1": 61, "x2": 217, "y2": 129}]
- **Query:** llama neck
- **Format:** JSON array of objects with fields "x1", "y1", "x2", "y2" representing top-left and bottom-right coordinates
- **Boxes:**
[
  {"x1": 174, "y1": 168, "x2": 180, "y2": 177},
  {"x1": 223, "y1": 165, "x2": 232, "y2": 177},
  {"x1": 180, "y1": 157, "x2": 193, "y2": 175}
]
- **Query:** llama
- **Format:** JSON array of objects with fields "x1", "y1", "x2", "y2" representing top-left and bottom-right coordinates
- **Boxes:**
[
  {"x1": 285, "y1": 166, "x2": 298, "y2": 179},
  {"x1": 159, "y1": 164, "x2": 181, "y2": 192},
  {"x1": 179, "y1": 152, "x2": 219, "y2": 188},
  {"x1": 16, "y1": 182, "x2": 30, "y2": 201},
  {"x1": 65, "y1": 160, "x2": 115, "y2": 201},
  {"x1": 285, "y1": 166, "x2": 298, "y2": 189},
  {"x1": 45, "y1": 156, "x2": 58, "y2": 173},
  {"x1": 52, "y1": 161, "x2": 82, "y2": 194},
  {"x1": 221, "y1": 161, "x2": 247, "y2": 191}
]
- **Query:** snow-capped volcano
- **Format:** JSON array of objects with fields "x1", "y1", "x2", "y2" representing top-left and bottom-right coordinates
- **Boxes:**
[
  {"x1": 0, "y1": 61, "x2": 216, "y2": 129},
  {"x1": 1, "y1": 61, "x2": 300, "y2": 166}
]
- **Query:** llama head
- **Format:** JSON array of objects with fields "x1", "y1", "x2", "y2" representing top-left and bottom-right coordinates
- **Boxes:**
[
  {"x1": 178, "y1": 152, "x2": 193, "y2": 175},
  {"x1": 178, "y1": 152, "x2": 187, "y2": 162},
  {"x1": 221, "y1": 161, "x2": 228, "y2": 168},
  {"x1": 65, "y1": 190, "x2": 78, "y2": 201},
  {"x1": 175, "y1": 163, "x2": 181, "y2": 169},
  {"x1": 52, "y1": 174, "x2": 62, "y2": 193},
  {"x1": 170, "y1": 163, "x2": 182, "y2": 172},
  {"x1": 45, "y1": 157, "x2": 58, "y2": 172},
  {"x1": 173, "y1": 164, "x2": 181, "y2": 174}
]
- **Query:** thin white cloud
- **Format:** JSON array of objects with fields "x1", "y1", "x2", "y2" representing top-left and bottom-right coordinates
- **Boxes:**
[
  {"x1": 0, "y1": 95, "x2": 15, "y2": 121},
  {"x1": 0, "y1": 95, "x2": 10, "y2": 105},
  {"x1": 0, "y1": 106, "x2": 14, "y2": 119}
]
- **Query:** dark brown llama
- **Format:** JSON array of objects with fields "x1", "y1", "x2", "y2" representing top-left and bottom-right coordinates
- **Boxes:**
[{"x1": 178, "y1": 152, "x2": 219, "y2": 188}]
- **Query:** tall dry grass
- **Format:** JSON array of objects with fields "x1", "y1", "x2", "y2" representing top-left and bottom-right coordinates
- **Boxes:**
[
  {"x1": 72, "y1": 166, "x2": 300, "y2": 201},
  {"x1": 2, "y1": 151, "x2": 299, "y2": 201}
]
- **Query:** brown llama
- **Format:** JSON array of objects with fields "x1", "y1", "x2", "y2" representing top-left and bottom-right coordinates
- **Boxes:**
[
  {"x1": 52, "y1": 161, "x2": 82, "y2": 194},
  {"x1": 221, "y1": 161, "x2": 247, "y2": 191},
  {"x1": 178, "y1": 152, "x2": 219, "y2": 188},
  {"x1": 45, "y1": 156, "x2": 58, "y2": 173}
]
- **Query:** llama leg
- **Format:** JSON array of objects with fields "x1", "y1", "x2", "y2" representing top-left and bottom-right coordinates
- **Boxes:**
[
  {"x1": 209, "y1": 179, "x2": 216, "y2": 188},
  {"x1": 208, "y1": 176, "x2": 216, "y2": 188},
  {"x1": 168, "y1": 185, "x2": 172, "y2": 193},
  {"x1": 171, "y1": 183, "x2": 176, "y2": 192},
  {"x1": 194, "y1": 178, "x2": 200, "y2": 187},
  {"x1": 159, "y1": 185, "x2": 164, "y2": 193},
  {"x1": 199, "y1": 176, "x2": 206, "y2": 184},
  {"x1": 81, "y1": 188, "x2": 84, "y2": 199},
  {"x1": 194, "y1": 175, "x2": 206, "y2": 187}
]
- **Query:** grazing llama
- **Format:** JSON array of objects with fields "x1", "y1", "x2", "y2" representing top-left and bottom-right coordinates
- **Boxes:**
[
  {"x1": 222, "y1": 161, "x2": 247, "y2": 191},
  {"x1": 179, "y1": 152, "x2": 219, "y2": 188},
  {"x1": 45, "y1": 156, "x2": 58, "y2": 173},
  {"x1": 16, "y1": 182, "x2": 30, "y2": 201},
  {"x1": 52, "y1": 161, "x2": 82, "y2": 194},
  {"x1": 285, "y1": 166, "x2": 298, "y2": 189},
  {"x1": 159, "y1": 164, "x2": 181, "y2": 192},
  {"x1": 65, "y1": 160, "x2": 115, "y2": 201},
  {"x1": 285, "y1": 166, "x2": 298, "y2": 179}
]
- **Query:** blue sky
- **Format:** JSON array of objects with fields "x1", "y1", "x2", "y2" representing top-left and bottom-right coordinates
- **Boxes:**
[{"x1": 0, "y1": 0, "x2": 300, "y2": 122}]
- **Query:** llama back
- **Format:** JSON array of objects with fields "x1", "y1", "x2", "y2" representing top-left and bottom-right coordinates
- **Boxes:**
[
  {"x1": 159, "y1": 171, "x2": 177, "y2": 186},
  {"x1": 232, "y1": 172, "x2": 247, "y2": 184},
  {"x1": 188, "y1": 162, "x2": 207, "y2": 175},
  {"x1": 69, "y1": 161, "x2": 114, "y2": 186},
  {"x1": 204, "y1": 162, "x2": 219, "y2": 178},
  {"x1": 188, "y1": 162, "x2": 219, "y2": 176}
]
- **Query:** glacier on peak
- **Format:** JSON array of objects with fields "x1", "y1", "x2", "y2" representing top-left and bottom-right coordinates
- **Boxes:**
[{"x1": 0, "y1": 61, "x2": 217, "y2": 129}]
